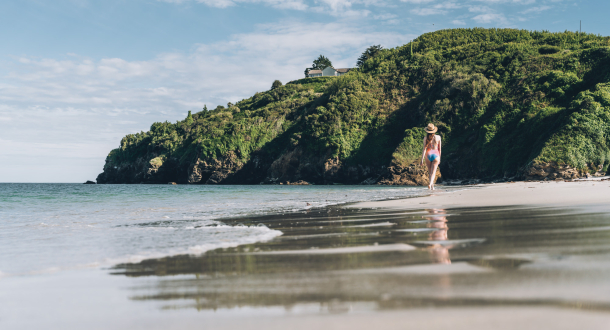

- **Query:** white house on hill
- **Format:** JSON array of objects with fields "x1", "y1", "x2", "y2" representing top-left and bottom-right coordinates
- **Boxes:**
[
  {"x1": 308, "y1": 69, "x2": 323, "y2": 77},
  {"x1": 308, "y1": 67, "x2": 351, "y2": 78}
]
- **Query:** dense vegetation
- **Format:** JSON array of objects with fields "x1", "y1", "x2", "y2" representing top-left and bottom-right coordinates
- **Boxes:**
[{"x1": 97, "y1": 28, "x2": 610, "y2": 184}]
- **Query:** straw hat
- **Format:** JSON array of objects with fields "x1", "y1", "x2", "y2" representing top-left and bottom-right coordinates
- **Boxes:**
[{"x1": 424, "y1": 123, "x2": 438, "y2": 134}]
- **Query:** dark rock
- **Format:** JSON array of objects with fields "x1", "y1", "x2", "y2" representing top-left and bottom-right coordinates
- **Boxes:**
[
  {"x1": 376, "y1": 163, "x2": 441, "y2": 186},
  {"x1": 286, "y1": 180, "x2": 310, "y2": 185},
  {"x1": 523, "y1": 161, "x2": 583, "y2": 181},
  {"x1": 206, "y1": 170, "x2": 232, "y2": 184},
  {"x1": 84, "y1": 180, "x2": 96, "y2": 184}
]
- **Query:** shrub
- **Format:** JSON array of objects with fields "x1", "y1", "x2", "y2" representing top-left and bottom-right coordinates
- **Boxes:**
[{"x1": 539, "y1": 45, "x2": 561, "y2": 54}]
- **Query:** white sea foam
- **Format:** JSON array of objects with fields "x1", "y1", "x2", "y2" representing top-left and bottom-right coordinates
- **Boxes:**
[
  {"x1": 98, "y1": 224, "x2": 283, "y2": 267},
  {"x1": 188, "y1": 225, "x2": 282, "y2": 254},
  {"x1": 6, "y1": 224, "x2": 283, "y2": 277}
]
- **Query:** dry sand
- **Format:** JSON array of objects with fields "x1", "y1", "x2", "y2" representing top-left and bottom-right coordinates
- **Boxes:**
[{"x1": 351, "y1": 179, "x2": 610, "y2": 210}]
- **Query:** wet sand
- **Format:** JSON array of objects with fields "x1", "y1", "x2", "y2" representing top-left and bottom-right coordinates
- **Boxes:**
[
  {"x1": 3, "y1": 181, "x2": 610, "y2": 329},
  {"x1": 105, "y1": 180, "x2": 610, "y2": 329}
]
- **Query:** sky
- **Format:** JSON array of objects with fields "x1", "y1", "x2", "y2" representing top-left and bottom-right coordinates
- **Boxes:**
[{"x1": 0, "y1": 0, "x2": 608, "y2": 182}]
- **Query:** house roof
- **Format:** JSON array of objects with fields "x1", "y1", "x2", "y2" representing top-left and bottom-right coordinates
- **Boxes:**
[
  {"x1": 308, "y1": 69, "x2": 322, "y2": 74},
  {"x1": 336, "y1": 68, "x2": 351, "y2": 73}
]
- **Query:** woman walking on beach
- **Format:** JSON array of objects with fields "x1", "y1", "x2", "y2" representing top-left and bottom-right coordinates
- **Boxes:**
[{"x1": 420, "y1": 123, "x2": 442, "y2": 190}]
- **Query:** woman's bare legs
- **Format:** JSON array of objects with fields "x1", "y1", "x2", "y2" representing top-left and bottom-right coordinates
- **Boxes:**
[
  {"x1": 425, "y1": 158, "x2": 432, "y2": 189},
  {"x1": 429, "y1": 159, "x2": 440, "y2": 190},
  {"x1": 425, "y1": 158, "x2": 440, "y2": 190}
]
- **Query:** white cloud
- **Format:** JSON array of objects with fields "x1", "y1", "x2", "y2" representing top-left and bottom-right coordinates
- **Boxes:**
[
  {"x1": 435, "y1": 2, "x2": 460, "y2": 9},
  {"x1": 411, "y1": 7, "x2": 446, "y2": 15},
  {"x1": 468, "y1": 5, "x2": 492, "y2": 13},
  {"x1": 159, "y1": 0, "x2": 387, "y2": 13},
  {"x1": 400, "y1": 0, "x2": 435, "y2": 3},
  {"x1": 452, "y1": 19, "x2": 466, "y2": 25},
  {"x1": 521, "y1": 5, "x2": 551, "y2": 14},
  {"x1": 159, "y1": 0, "x2": 309, "y2": 10},
  {"x1": 373, "y1": 12, "x2": 399, "y2": 24},
  {"x1": 471, "y1": 0, "x2": 536, "y2": 3},
  {"x1": 472, "y1": 12, "x2": 507, "y2": 24},
  {"x1": 374, "y1": 13, "x2": 397, "y2": 19},
  {"x1": 195, "y1": 0, "x2": 236, "y2": 8},
  {"x1": 0, "y1": 21, "x2": 413, "y2": 182},
  {"x1": 316, "y1": 0, "x2": 352, "y2": 11},
  {"x1": 410, "y1": 1, "x2": 461, "y2": 16},
  {"x1": 466, "y1": 3, "x2": 515, "y2": 25}
]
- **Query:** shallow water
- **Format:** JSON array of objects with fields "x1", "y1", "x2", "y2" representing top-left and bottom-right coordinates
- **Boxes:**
[
  {"x1": 0, "y1": 183, "x2": 429, "y2": 275},
  {"x1": 2, "y1": 184, "x2": 610, "y2": 329}
]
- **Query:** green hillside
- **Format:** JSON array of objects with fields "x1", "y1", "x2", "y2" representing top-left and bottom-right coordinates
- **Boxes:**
[{"x1": 97, "y1": 28, "x2": 610, "y2": 184}]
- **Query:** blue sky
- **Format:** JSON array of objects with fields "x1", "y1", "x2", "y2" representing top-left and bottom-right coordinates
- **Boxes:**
[{"x1": 1, "y1": 0, "x2": 608, "y2": 182}]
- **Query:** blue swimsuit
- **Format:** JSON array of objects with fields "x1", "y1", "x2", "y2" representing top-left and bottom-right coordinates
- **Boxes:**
[
  {"x1": 427, "y1": 149, "x2": 439, "y2": 162},
  {"x1": 426, "y1": 137, "x2": 440, "y2": 162}
]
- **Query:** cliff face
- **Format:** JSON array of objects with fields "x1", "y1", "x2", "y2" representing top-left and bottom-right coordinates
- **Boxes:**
[
  {"x1": 97, "y1": 147, "x2": 440, "y2": 185},
  {"x1": 97, "y1": 28, "x2": 610, "y2": 185}
]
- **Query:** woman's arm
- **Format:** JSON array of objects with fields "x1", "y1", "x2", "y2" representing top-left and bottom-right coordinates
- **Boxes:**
[{"x1": 438, "y1": 136, "x2": 442, "y2": 161}]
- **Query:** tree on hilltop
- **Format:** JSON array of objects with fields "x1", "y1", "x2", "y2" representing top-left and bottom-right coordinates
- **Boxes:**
[
  {"x1": 271, "y1": 80, "x2": 283, "y2": 89},
  {"x1": 357, "y1": 45, "x2": 383, "y2": 68},
  {"x1": 312, "y1": 55, "x2": 333, "y2": 70}
]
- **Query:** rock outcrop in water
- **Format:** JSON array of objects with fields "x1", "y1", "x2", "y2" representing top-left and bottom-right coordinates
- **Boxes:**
[{"x1": 97, "y1": 28, "x2": 610, "y2": 185}]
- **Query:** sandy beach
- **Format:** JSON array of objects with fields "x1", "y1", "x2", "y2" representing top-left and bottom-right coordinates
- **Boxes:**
[{"x1": 353, "y1": 179, "x2": 610, "y2": 210}]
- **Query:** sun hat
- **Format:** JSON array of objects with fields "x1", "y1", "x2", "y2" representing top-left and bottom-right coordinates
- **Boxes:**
[{"x1": 424, "y1": 123, "x2": 438, "y2": 134}]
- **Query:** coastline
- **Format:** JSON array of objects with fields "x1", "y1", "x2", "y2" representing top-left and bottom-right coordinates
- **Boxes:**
[{"x1": 349, "y1": 178, "x2": 610, "y2": 210}]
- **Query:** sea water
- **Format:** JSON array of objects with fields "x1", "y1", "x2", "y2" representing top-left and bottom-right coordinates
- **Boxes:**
[{"x1": 0, "y1": 183, "x2": 429, "y2": 276}]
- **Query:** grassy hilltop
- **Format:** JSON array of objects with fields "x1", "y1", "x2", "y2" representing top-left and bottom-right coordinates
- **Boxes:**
[{"x1": 97, "y1": 28, "x2": 610, "y2": 184}]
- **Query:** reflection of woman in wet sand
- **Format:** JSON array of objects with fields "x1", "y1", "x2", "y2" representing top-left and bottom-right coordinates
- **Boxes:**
[
  {"x1": 420, "y1": 123, "x2": 442, "y2": 190},
  {"x1": 426, "y1": 209, "x2": 450, "y2": 264}
]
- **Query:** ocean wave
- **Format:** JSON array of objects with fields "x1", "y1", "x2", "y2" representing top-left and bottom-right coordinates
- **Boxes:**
[
  {"x1": 97, "y1": 224, "x2": 282, "y2": 265},
  {"x1": 188, "y1": 225, "x2": 282, "y2": 254},
  {"x1": 3, "y1": 224, "x2": 283, "y2": 278}
]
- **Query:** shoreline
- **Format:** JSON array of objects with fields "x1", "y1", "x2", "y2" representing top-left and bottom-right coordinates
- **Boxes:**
[
  {"x1": 349, "y1": 178, "x2": 610, "y2": 210},
  {"x1": 6, "y1": 181, "x2": 610, "y2": 329}
]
